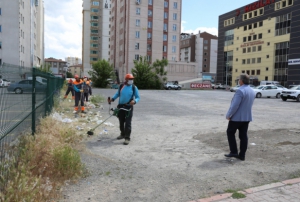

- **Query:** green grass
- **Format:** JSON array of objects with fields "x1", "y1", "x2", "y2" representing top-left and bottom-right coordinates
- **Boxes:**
[
  {"x1": 232, "y1": 192, "x2": 246, "y2": 199},
  {"x1": 90, "y1": 95, "x2": 105, "y2": 104}
]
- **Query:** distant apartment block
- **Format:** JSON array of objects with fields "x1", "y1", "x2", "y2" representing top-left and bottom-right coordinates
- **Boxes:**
[
  {"x1": 110, "y1": 0, "x2": 182, "y2": 81},
  {"x1": 45, "y1": 57, "x2": 67, "y2": 75},
  {"x1": 0, "y1": 0, "x2": 44, "y2": 67},
  {"x1": 180, "y1": 32, "x2": 218, "y2": 74},
  {"x1": 65, "y1": 57, "x2": 82, "y2": 66},
  {"x1": 68, "y1": 64, "x2": 83, "y2": 77},
  {"x1": 82, "y1": 0, "x2": 111, "y2": 76}
]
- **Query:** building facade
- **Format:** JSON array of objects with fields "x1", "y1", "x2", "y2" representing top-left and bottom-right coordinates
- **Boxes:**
[
  {"x1": 82, "y1": 0, "x2": 111, "y2": 76},
  {"x1": 110, "y1": 0, "x2": 182, "y2": 81},
  {"x1": 180, "y1": 32, "x2": 218, "y2": 75},
  {"x1": 0, "y1": 0, "x2": 44, "y2": 67},
  {"x1": 65, "y1": 57, "x2": 82, "y2": 66},
  {"x1": 68, "y1": 64, "x2": 83, "y2": 77},
  {"x1": 217, "y1": 0, "x2": 300, "y2": 87},
  {"x1": 45, "y1": 57, "x2": 67, "y2": 76}
]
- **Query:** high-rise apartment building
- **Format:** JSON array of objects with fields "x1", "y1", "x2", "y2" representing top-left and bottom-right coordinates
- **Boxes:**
[
  {"x1": 110, "y1": 0, "x2": 182, "y2": 81},
  {"x1": 217, "y1": 0, "x2": 300, "y2": 87},
  {"x1": 180, "y1": 32, "x2": 218, "y2": 74},
  {"x1": 0, "y1": 0, "x2": 44, "y2": 67},
  {"x1": 65, "y1": 57, "x2": 82, "y2": 66},
  {"x1": 82, "y1": 0, "x2": 111, "y2": 76}
]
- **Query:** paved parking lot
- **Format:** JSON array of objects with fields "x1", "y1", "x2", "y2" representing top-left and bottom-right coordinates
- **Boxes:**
[{"x1": 63, "y1": 88, "x2": 300, "y2": 202}]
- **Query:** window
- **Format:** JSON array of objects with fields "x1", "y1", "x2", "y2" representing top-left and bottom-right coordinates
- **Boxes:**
[
  {"x1": 282, "y1": 0, "x2": 286, "y2": 7},
  {"x1": 204, "y1": 52, "x2": 207, "y2": 56},
  {"x1": 265, "y1": 76, "x2": 268, "y2": 81},
  {"x1": 91, "y1": 8, "x2": 99, "y2": 12},
  {"x1": 259, "y1": 21, "x2": 263, "y2": 27},
  {"x1": 135, "y1": 54, "x2": 140, "y2": 60},
  {"x1": 267, "y1": 42, "x2": 270, "y2": 46},
  {"x1": 147, "y1": 44, "x2": 151, "y2": 51},
  {"x1": 249, "y1": 13, "x2": 252, "y2": 18},
  {"x1": 243, "y1": 48, "x2": 246, "y2": 53},
  {"x1": 259, "y1": 9, "x2": 264, "y2": 15},
  {"x1": 92, "y1": 1, "x2": 100, "y2": 6},
  {"x1": 163, "y1": 34, "x2": 167, "y2": 41},
  {"x1": 257, "y1": 58, "x2": 261, "y2": 63},
  {"x1": 147, "y1": 32, "x2": 152, "y2": 39},
  {"x1": 172, "y1": 24, "x2": 177, "y2": 31},
  {"x1": 258, "y1": 33, "x2": 262, "y2": 39},
  {"x1": 244, "y1": 26, "x2": 247, "y2": 31},
  {"x1": 248, "y1": 24, "x2": 252, "y2": 29},
  {"x1": 136, "y1": 19, "x2": 140, "y2": 26},
  {"x1": 247, "y1": 47, "x2": 251, "y2": 52},
  {"x1": 251, "y1": 70, "x2": 255, "y2": 75},
  {"x1": 91, "y1": 16, "x2": 98, "y2": 20},
  {"x1": 91, "y1": 30, "x2": 98, "y2": 33},
  {"x1": 204, "y1": 46, "x2": 208, "y2": 50},
  {"x1": 253, "y1": 35, "x2": 257, "y2": 40},
  {"x1": 253, "y1": 23, "x2": 257, "y2": 28},
  {"x1": 148, "y1": 0, "x2": 153, "y2": 5},
  {"x1": 204, "y1": 40, "x2": 208, "y2": 44},
  {"x1": 148, "y1": 21, "x2": 152, "y2": 28},
  {"x1": 266, "y1": 67, "x2": 269, "y2": 71},
  {"x1": 243, "y1": 37, "x2": 247, "y2": 42},
  {"x1": 247, "y1": 70, "x2": 250, "y2": 75},
  {"x1": 252, "y1": 58, "x2": 256, "y2": 63},
  {"x1": 247, "y1": 59, "x2": 250, "y2": 64},
  {"x1": 0, "y1": 42, "x2": 2, "y2": 49},
  {"x1": 254, "y1": 11, "x2": 257, "y2": 17},
  {"x1": 164, "y1": 1, "x2": 168, "y2": 7},
  {"x1": 135, "y1": 31, "x2": 140, "y2": 38},
  {"x1": 248, "y1": 36, "x2": 251, "y2": 41},
  {"x1": 258, "y1": 45, "x2": 262, "y2": 51},
  {"x1": 0, "y1": 25, "x2": 1, "y2": 33},
  {"x1": 268, "y1": 29, "x2": 271, "y2": 33},
  {"x1": 236, "y1": 58, "x2": 238, "y2": 62},
  {"x1": 242, "y1": 59, "x2": 246, "y2": 64},
  {"x1": 147, "y1": 55, "x2": 151, "y2": 62},
  {"x1": 172, "y1": 35, "x2": 176, "y2": 42},
  {"x1": 91, "y1": 50, "x2": 98, "y2": 54},
  {"x1": 163, "y1": 45, "x2": 167, "y2": 52},
  {"x1": 148, "y1": 10, "x2": 152, "y2": 16},
  {"x1": 164, "y1": 12, "x2": 168, "y2": 19},
  {"x1": 136, "y1": 8, "x2": 140, "y2": 15},
  {"x1": 173, "y1": 13, "x2": 177, "y2": 20},
  {"x1": 163, "y1": 23, "x2": 167, "y2": 31},
  {"x1": 266, "y1": 55, "x2": 269, "y2": 58},
  {"x1": 244, "y1": 14, "x2": 247, "y2": 20},
  {"x1": 174, "y1": 2, "x2": 178, "y2": 9},
  {"x1": 135, "y1": 43, "x2": 139, "y2": 50},
  {"x1": 252, "y1": 46, "x2": 256, "y2": 52},
  {"x1": 172, "y1": 46, "x2": 176, "y2": 53}
]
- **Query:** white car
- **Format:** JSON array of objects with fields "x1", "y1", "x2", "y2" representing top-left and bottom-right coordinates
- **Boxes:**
[
  {"x1": 253, "y1": 85, "x2": 282, "y2": 98},
  {"x1": 0, "y1": 79, "x2": 11, "y2": 87},
  {"x1": 281, "y1": 85, "x2": 300, "y2": 102}
]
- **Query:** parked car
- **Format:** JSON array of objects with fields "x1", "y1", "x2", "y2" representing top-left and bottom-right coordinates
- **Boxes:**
[
  {"x1": 7, "y1": 80, "x2": 46, "y2": 94},
  {"x1": 164, "y1": 81, "x2": 181, "y2": 90},
  {"x1": 110, "y1": 83, "x2": 119, "y2": 89},
  {"x1": 275, "y1": 84, "x2": 287, "y2": 90},
  {"x1": 253, "y1": 85, "x2": 282, "y2": 98},
  {"x1": 280, "y1": 85, "x2": 300, "y2": 102},
  {"x1": 0, "y1": 79, "x2": 11, "y2": 87}
]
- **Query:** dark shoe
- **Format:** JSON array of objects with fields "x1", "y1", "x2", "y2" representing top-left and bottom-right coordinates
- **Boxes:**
[
  {"x1": 238, "y1": 156, "x2": 245, "y2": 161},
  {"x1": 224, "y1": 153, "x2": 239, "y2": 158},
  {"x1": 117, "y1": 135, "x2": 125, "y2": 140},
  {"x1": 123, "y1": 139, "x2": 130, "y2": 145}
]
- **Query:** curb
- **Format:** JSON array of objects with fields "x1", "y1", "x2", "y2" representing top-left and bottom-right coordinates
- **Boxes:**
[{"x1": 188, "y1": 177, "x2": 300, "y2": 202}]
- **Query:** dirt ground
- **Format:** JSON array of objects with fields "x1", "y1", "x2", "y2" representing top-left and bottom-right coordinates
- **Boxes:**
[{"x1": 60, "y1": 89, "x2": 300, "y2": 202}]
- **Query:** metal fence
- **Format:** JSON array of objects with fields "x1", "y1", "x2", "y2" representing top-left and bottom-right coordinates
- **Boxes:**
[{"x1": 0, "y1": 63, "x2": 64, "y2": 190}]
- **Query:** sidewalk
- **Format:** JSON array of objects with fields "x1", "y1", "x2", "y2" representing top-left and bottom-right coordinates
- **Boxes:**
[{"x1": 189, "y1": 178, "x2": 300, "y2": 202}]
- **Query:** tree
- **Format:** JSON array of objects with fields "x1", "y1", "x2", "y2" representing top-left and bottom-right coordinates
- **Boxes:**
[
  {"x1": 153, "y1": 59, "x2": 168, "y2": 89},
  {"x1": 39, "y1": 63, "x2": 52, "y2": 73},
  {"x1": 66, "y1": 72, "x2": 73, "y2": 78},
  {"x1": 131, "y1": 57, "x2": 168, "y2": 89},
  {"x1": 88, "y1": 59, "x2": 114, "y2": 88}
]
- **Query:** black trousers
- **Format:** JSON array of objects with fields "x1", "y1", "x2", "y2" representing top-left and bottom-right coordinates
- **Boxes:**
[
  {"x1": 65, "y1": 87, "x2": 74, "y2": 96},
  {"x1": 74, "y1": 92, "x2": 84, "y2": 109},
  {"x1": 84, "y1": 92, "x2": 89, "y2": 102},
  {"x1": 226, "y1": 121, "x2": 250, "y2": 158},
  {"x1": 118, "y1": 107, "x2": 133, "y2": 140}
]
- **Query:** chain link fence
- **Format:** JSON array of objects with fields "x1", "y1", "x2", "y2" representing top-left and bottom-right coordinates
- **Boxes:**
[{"x1": 0, "y1": 63, "x2": 64, "y2": 190}]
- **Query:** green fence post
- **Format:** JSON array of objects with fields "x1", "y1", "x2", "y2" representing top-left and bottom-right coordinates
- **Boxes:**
[{"x1": 32, "y1": 68, "x2": 36, "y2": 135}]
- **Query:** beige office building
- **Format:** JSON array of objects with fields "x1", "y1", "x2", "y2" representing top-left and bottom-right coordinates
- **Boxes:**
[
  {"x1": 0, "y1": 0, "x2": 44, "y2": 67},
  {"x1": 110, "y1": 0, "x2": 182, "y2": 81},
  {"x1": 82, "y1": 0, "x2": 111, "y2": 76}
]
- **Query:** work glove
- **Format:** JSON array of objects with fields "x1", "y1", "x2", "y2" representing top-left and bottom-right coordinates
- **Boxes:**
[{"x1": 80, "y1": 89, "x2": 84, "y2": 93}]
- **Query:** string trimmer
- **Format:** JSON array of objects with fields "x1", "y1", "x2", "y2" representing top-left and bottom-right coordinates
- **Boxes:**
[{"x1": 87, "y1": 97, "x2": 119, "y2": 136}]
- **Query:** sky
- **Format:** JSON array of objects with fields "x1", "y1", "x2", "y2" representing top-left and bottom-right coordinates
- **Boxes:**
[{"x1": 44, "y1": 0, "x2": 256, "y2": 60}]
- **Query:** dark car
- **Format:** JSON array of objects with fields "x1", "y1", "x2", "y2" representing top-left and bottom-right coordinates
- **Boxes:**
[{"x1": 7, "y1": 80, "x2": 47, "y2": 94}]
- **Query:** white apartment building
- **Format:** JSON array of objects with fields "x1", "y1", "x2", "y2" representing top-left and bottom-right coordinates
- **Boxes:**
[
  {"x1": 82, "y1": 0, "x2": 111, "y2": 76},
  {"x1": 65, "y1": 57, "x2": 82, "y2": 66},
  {"x1": 0, "y1": 0, "x2": 44, "y2": 67},
  {"x1": 110, "y1": 0, "x2": 182, "y2": 81}
]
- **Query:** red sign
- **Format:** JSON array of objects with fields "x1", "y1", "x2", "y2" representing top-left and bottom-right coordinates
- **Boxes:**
[
  {"x1": 190, "y1": 83, "x2": 211, "y2": 88},
  {"x1": 244, "y1": 0, "x2": 275, "y2": 13},
  {"x1": 240, "y1": 40, "x2": 264, "y2": 47}
]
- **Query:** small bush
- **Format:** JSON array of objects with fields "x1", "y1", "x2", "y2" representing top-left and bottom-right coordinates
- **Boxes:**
[
  {"x1": 232, "y1": 192, "x2": 246, "y2": 199},
  {"x1": 53, "y1": 145, "x2": 83, "y2": 179}
]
